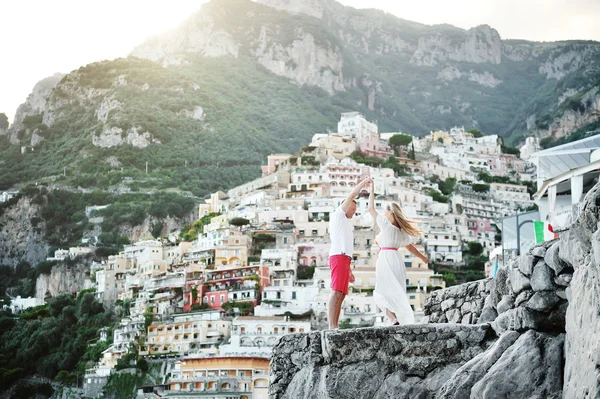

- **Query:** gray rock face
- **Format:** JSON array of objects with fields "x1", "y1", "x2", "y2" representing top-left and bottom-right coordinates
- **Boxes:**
[
  {"x1": 496, "y1": 295, "x2": 514, "y2": 314},
  {"x1": 7, "y1": 73, "x2": 64, "y2": 143},
  {"x1": 271, "y1": 324, "x2": 493, "y2": 399},
  {"x1": 554, "y1": 273, "x2": 573, "y2": 286},
  {"x1": 510, "y1": 268, "x2": 531, "y2": 294},
  {"x1": 563, "y1": 185, "x2": 600, "y2": 398},
  {"x1": 545, "y1": 241, "x2": 567, "y2": 275},
  {"x1": 530, "y1": 261, "x2": 555, "y2": 291},
  {"x1": 271, "y1": 326, "x2": 564, "y2": 399},
  {"x1": 526, "y1": 291, "x2": 561, "y2": 312},
  {"x1": 514, "y1": 290, "x2": 534, "y2": 307},
  {"x1": 531, "y1": 246, "x2": 547, "y2": 258},
  {"x1": 518, "y1": 254, "x2": 537, "y2": 276},
  {"x1": 469, "y1": 331, "x2": 564, "y2": 399},
  {"x1": 35, "y1": 261, "x2": 90, "y2": 300},
  {"x1": 0, "y1": 196, "x2": 50, "y2": 267},
  {"x1": 492, "y1": 307, "x2": 546, "y2": 335}
]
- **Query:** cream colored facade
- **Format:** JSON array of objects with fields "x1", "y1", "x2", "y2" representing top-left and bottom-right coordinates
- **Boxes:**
[
  {"x1": 168, "y1": 356, "x2": 269, "y2": 399},
  {"x1": 215, "y1": 234, "x2": 250, "y2": 266},
  {"x1": 145, "y1": 315, "x2": 231, "y2": 356},
  {"x1": 310, "y1": 133, "x2": 357, "y2": 161}
]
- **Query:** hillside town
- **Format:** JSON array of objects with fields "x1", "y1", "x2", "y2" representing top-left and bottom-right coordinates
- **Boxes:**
[{"x1": 5, "y1": 112, "x2": 549, "y2": 398}]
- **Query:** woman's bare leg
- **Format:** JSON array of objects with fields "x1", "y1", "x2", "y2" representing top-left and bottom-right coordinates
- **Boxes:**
[{"x1": 386, "y1": 309, "x2": 397, "y2": 324}]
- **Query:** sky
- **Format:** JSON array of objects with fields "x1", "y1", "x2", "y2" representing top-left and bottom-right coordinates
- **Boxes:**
[{"x1": 1, "y1": 0, "x2": 599, "y2": 125}]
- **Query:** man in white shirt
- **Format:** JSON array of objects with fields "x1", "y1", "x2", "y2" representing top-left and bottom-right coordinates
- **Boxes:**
[{"x1": 328, "y1": 177, "x2": 370, "y2": 329}]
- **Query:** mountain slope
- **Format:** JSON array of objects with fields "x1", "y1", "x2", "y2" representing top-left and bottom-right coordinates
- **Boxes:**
[
  {"x1": 2, "y1": 0, "x2": 600, "y2": 196},
  {"x1": 131, "y1": 0, "x2": 600, "y2": 140}
]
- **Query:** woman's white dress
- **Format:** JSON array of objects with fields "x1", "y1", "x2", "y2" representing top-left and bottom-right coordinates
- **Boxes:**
[{"x1": 373, "y1": 214, "x2": 415, "y2": 325}]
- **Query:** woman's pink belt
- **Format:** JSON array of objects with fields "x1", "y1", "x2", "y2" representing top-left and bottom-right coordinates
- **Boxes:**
[{"x1": 379, "y1": 247, "x2": 398, "y2": 253}]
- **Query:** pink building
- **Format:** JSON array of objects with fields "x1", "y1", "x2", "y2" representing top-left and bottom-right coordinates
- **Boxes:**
[
  {"x1": 261, "y1": 154, "x2": 292, "y2": 176},
  {"x1": 322, "y1": 158, "x2": 370, "y2": 193},
  {"x1": 358, "y1": 132, "x2": 394, "y2": 158},
  {"x1": 203, "y1": 289, "x2": 229, "y2": 310}
]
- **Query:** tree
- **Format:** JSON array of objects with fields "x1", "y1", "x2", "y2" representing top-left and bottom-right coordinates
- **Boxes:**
[
  {"x1": 427, "y1": 189, "x2": 448, "y2": 203},
  {"x1": 389, "y1": 134, "x2": 412, "y2": 155},
  {"x1": 0, "y1": 113, "x2": 8, "y2": 131},
  {"x1": 409, "y1": 143, "x2": 416, "y2": 160},
  {"x1": 472, "y1": 183, "x2": 490, "y2": 193},
  {"x1": 501, "y1": 145, "x2": 520, "y2": 155},
  {"x1": 230, "y1": 217, "x2": 250, "y2": 228},
  {"x1": 442, "y1": 272, "x2": 456, "y2": 287},
  {"x1": 465, "y1": 242, "x2": 484, "y2": 257},
  {"x1": 467, "y1": 128, "x2": 483, "y2": 138}
]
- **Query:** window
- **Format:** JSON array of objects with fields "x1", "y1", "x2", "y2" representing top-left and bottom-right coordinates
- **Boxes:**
[
  {"x1": 299, "y1": 230, "x2": 305, "y2": 236},
  {"x1": 312, "y1": 230, "x2": 318, "y2": 236},
  {"x1": 292, "y1": 292, "x2": 297, "y2": 300},
  {"x1": 283, "y1": 237, "x2": 288, "y2": 244},
  {"x1": 210, "y1": 297, "x2": 214, "y2": 304}
]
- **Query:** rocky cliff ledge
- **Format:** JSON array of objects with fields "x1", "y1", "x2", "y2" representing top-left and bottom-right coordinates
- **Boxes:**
[{"x1": 270, "y1": 183, "x2": 600, "y2": 398}]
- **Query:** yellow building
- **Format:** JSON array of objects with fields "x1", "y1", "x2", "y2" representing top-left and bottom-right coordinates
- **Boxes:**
[
  {"x1": 431, "y1": 130, "x2": 454, "y2": 145},
  {"x1": 167, "y1": 356, "x2": 269, "y2": 398},
  {"x1": 214, "y1": 233, "x2": 250, "y2": 266},
  {"x1": 144, "y1": 313, "x2": 231, "y2": 356}
]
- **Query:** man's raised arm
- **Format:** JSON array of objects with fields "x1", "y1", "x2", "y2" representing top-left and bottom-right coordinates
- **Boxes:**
[{"x1": 340, "y1": 178, "x2": 371, "y2": 213}]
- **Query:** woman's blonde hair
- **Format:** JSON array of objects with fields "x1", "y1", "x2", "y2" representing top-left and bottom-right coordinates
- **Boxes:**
[{"x1": 387, "y1": 203, "x2": 421, "y2": 237}]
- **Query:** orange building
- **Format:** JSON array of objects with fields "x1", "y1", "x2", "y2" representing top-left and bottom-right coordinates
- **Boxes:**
[{"x1": 167, "y1": 356, "x2": 269, "y2": 398}]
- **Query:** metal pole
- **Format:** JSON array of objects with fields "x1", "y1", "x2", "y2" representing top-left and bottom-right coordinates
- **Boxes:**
[{"x1": 516, "y1": 219, "x2": 534, "y2": 256}]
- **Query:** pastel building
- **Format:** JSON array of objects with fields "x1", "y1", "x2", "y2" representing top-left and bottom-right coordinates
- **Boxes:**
[
  {"x1": 166, "y1": 356, "x2": 270, "y2": 399},
  {"x1": 144, "y1": 311, "x2": 230, "y2": 356}
]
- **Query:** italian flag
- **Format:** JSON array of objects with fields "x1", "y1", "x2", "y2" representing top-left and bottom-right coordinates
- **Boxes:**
[{"x1": 533, "y1": 221, "x2": 558, "y2": 243}]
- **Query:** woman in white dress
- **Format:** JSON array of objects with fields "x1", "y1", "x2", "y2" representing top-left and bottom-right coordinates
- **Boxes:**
[{"x1": 368, "y1": 180, "x2": 429, "y2": 325}]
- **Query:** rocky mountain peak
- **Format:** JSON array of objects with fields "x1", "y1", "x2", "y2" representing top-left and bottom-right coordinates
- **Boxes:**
[
  {"x1": 251, "y1": 0, "x2": 336, "y2": 19},
  {"x1": 6, "y1": 72, "x2": 64, "y2": 143}
]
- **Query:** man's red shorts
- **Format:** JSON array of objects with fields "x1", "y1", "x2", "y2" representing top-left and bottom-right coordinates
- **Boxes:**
[{"x1": 329, "y1": 254, "x2": 351, "y2": 295}]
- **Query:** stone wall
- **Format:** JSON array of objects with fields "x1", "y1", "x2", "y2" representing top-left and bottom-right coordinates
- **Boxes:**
[
  {"x1": 270, "y1": 323, "x2": 563, "y2": 398},
  {"x1": 270, "y1": 324, "x2": 494, "y2": 398},
  {"x1": 560, "y1": 183, "x2": 600, "y2": 398},
  {"x1": 488, "y1": 238, "x2": 570, "y2": 336},
  {"x1": 424, "y1": 278, "x2": 493, "y2": 324}
]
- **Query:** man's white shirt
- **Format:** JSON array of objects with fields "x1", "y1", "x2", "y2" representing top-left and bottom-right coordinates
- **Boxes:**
[{"x1": 329, "y1": 207, "x2": 353, "y2": 257}]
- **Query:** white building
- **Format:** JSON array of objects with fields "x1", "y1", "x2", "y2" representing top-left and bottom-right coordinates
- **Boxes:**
[
  {"x1": 221, "y1": 316, "x2": 311, "y2": 356},
  {"x1": 8, "y1": 296, "x2": 45, "y2": 314},
  {"x1": 533, "y1": 136, "x2": 600, "y2": 231}
]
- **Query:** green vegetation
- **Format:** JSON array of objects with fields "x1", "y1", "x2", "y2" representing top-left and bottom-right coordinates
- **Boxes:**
[
  {"x1": 0, "y1": 113, "x2": 8, "y2": 131},
  {"x1": 467, "y1": 128, "x2": 483, "y2": 138},
  {"x1": 389, "y1": 134, "x2": 413, "y2": 155},
  {"x1": 0, "y1": 292, "x2": 113, "y2": 391},
  {"x1": 180, "y1": 212, "x2": 220, "y2": 241},
  {"x1": 427, "y1": 189, "x2": 449, "y2": 203},
  {"x1": 297, "y1": 266, "x2": 316, "y2": 280},
  {"x1": 472, "y1": 183, "x2": 490, "y2": 193},
  {"x1": 441, "y1": 272, "x2": 456, "y2": 287},
  {"x1": 350, "y1": 152, "x2": 410, "y2": 176},
  {"x1": 429, "y1": 175, "x2": 456, "y2": 196},
  {"x1": 230, "y1": 217, "x2": 250, "y2": 227},
  {"x1": 501, "y1": 145, "x2": 520, "y2": 155}
]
